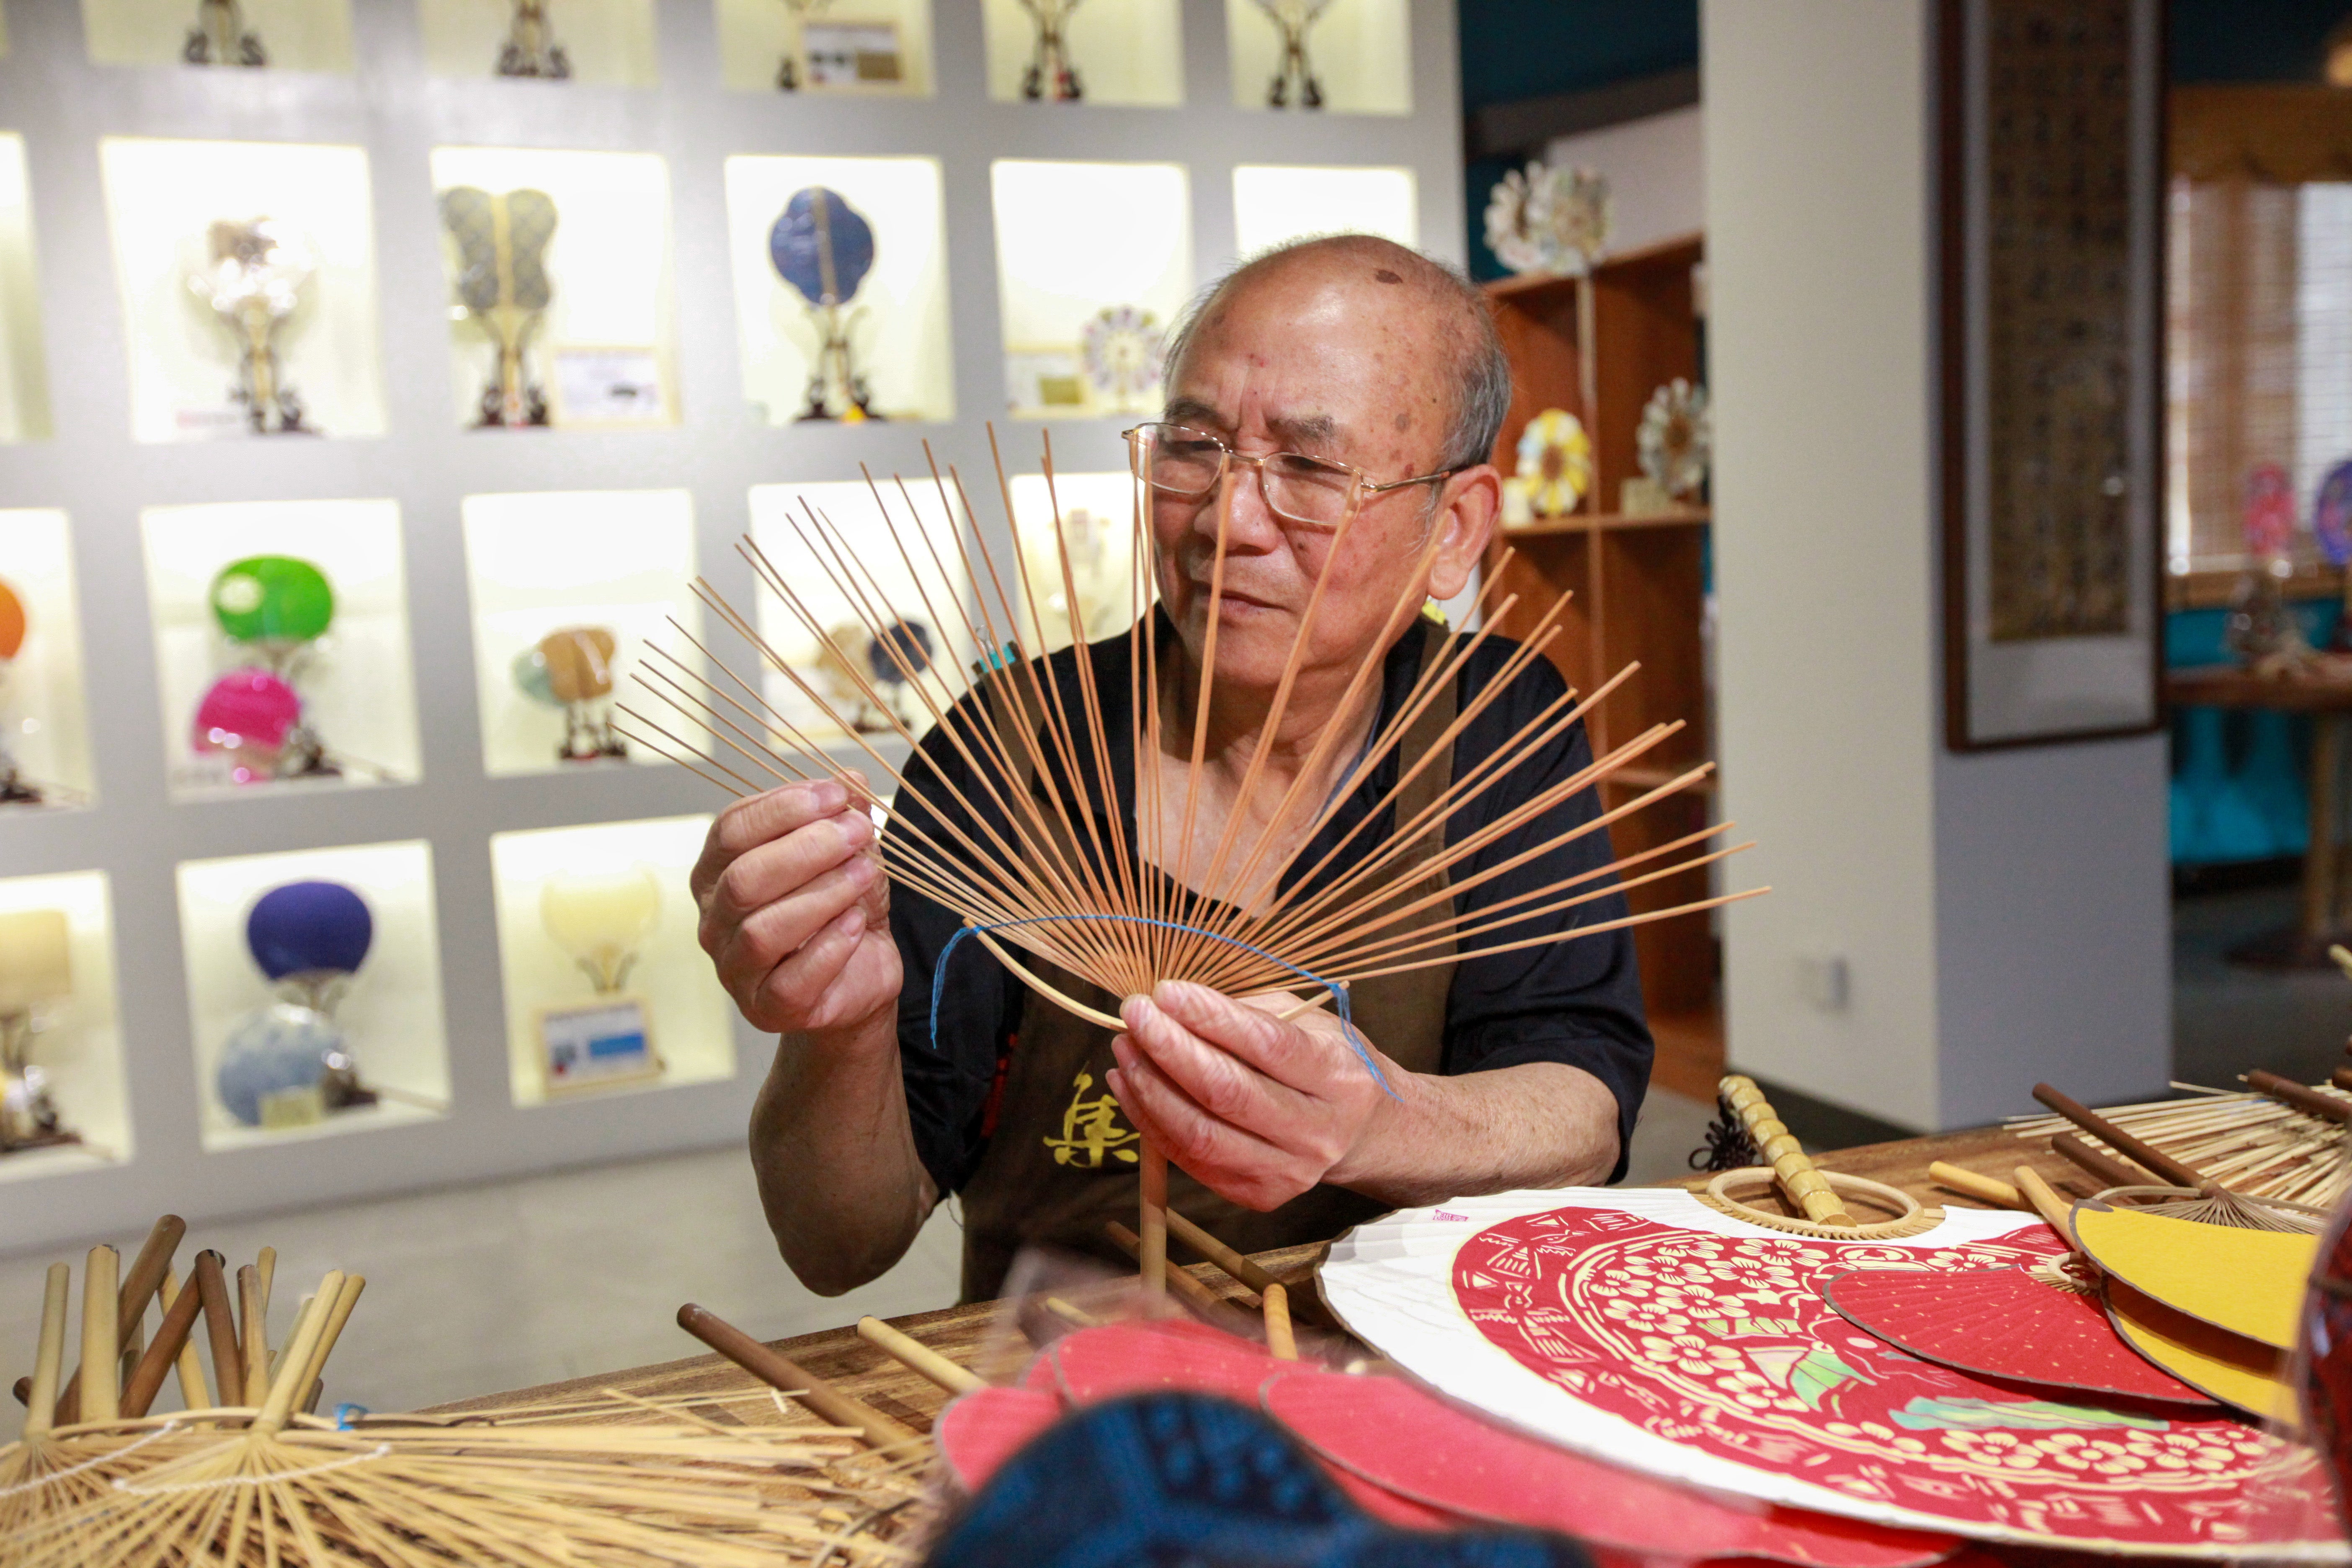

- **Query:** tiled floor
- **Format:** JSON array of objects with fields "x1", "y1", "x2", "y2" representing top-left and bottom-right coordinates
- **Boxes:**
[{"x1": 0, "y1": 1084, "x2": 1718, "y2": 1416}]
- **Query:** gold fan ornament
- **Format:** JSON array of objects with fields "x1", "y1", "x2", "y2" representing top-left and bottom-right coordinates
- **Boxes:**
[
  {"x1": 1638, "y1": 378, "x2": 1710, "y2": 501},
  {"x1": 1484, "y1": 160, "x2": 1612, "y2": 279},
  {"x1": 1511, "y1": 409, "x2": 1593, "y2": 518}
]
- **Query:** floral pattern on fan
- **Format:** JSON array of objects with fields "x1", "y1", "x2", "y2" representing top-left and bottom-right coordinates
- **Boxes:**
[
  {"x1": 1452, "y1": 1206, "x2": 2321, "y2": 1552},
  {"x1": 1080, "y1": 305, "x2": 1166, "y2": 410},
  {"x1": 1484, "y1": 162, "x2": 1611, "y2": 279}
]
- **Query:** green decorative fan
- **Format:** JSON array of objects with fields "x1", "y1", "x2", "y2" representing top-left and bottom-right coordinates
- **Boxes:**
[{"x1": 438, "y1": 186, "x2": 558, "y2": 428}]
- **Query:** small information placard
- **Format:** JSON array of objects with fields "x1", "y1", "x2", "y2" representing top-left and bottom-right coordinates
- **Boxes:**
[
  {"x1": 551, "y1": 348, "x2": 668, "y2": 427},
  {"x1": 537, "y1": 995, "x2": 663, "y2": 1096},
  {"x1": 805, "y1": 21, "x2": 902, "y2": 87}
]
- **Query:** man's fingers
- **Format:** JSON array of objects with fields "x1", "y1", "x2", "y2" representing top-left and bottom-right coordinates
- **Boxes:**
[
  {"x1": 713, "y1": 854, "x2": 877, "y2": 993},
  {"x1": 702, "y1": 810, "x2": 873, "y2": 936},
  {"x1": 1130, "y1": 980, "x2": 1327, "y2": 1092},
  {"x1": 1107, "y1": 1051, "x2": 1302, "y2": 1212},
  {"x1": 1119, "y1": 992, "x2": 1315, "y2": 1135},
  {"x1": 755, "y1": 905, "x2": 890, "y2": 1030},
  {"x1": 691, "y1": 780, "x2": 855, "y2": 898}
]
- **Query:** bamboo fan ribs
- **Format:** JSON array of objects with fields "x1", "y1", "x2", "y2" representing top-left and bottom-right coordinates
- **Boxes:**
[
  {"x1": 619, "y1": 433, "x2": 1762, "y2": 1037},
  {"x1": 2010, "y1": 1073, "x2": 2352, "y2": 1213}
]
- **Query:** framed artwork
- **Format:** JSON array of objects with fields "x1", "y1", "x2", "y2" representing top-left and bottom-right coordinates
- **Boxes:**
[{"x1": 1938, "y1": 0, "x2": 2164, "y2": 750}]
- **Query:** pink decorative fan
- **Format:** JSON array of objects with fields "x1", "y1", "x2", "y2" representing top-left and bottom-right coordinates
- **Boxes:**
[
  {"x1": 192, "y1": 668, "x2": 301, "y2": 784},
  {"x1": 1822, "y1": 1264, "x2": 2215, "y2": 1410},
  {"x1": 1261, "y1": 1366, "x2": 1958, "y2": 1568}
]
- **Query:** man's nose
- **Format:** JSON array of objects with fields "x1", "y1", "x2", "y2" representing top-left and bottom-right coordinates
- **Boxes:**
[{"x1": 1198, "y1": 463, "x2": 1285, "y2": 552}]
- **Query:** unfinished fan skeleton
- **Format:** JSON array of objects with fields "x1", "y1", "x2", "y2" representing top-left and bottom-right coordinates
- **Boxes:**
[{"x1": 617, "y1": 434, "x2": 1763, "y2": 1290}]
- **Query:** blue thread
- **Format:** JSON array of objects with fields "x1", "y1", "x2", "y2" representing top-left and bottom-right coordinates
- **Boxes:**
[
  {"x1": 333, "y1": 1402, "x2": 369, "y2": 1430},
  {"x1": 928, "y1": 914, "x2": 1396, "y2": 1099}
]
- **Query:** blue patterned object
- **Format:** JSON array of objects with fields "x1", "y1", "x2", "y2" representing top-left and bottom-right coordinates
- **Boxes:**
[
  {"x1": 926, "y1": 1392, "x2": 1585, "y2": 1568},
  {"x1": 215, "y1": 1002, "x2": 342, "y2": 1126},
  {"x1": 769, "y1": 187, "x2": 874, "y2": 308},
  {"x1": 247, "y1": 880, "x2": 373, "y2": 980}
]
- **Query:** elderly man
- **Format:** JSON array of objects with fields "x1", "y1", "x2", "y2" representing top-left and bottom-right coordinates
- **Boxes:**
[{"x1": 693, "y1": 234, "x2": 1651, "y2": 1300}]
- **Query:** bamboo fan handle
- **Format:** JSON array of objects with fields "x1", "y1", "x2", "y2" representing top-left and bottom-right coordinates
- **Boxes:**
[
  {"x1": 1139, "y1": 1144, "x2": 1170, "y2": 1300},
  {"x1": 1164, "y1": 1207, "x2": 1277, "y2": 1298},
  {"x1": 253, "y1": 1271, "x2": 342, "y2": 1437},
  {"x1": 238, "y1": 1264, "x2": 270, "y2": 1406},
  {"x1": 193, "y1": 1250, "x2": 244, "y2": 1407},
  {"x1": 120, "y1": 1264, "x2": 208, "y2": 1419},
  {"x1": 856, "y1": 1315, "x2": 984, "y2": 1394},
  {"x1": 256, "y1": 1246, "x2": 276, "y2": 1315},
  {"x1": 22, "y1": 1262, "x2": 69, "y2": 1439},
  {"x1": 1719, "y1": 1075, "x2": 1854, "y2": 1227},
  {"x1": 2031, "y1": 1084, "x2": 2205, "y2": 1189},
  {"x1": 158, "y1": 1268, "x2": 213, "y2": 1411},
  {"x1": 2245, "y1": 1069, "x2": 2352, "y2": 1124},
  {"x1": 77, "y1": 1245, "x2": 121, "y2": 1423},
  {"x1": 52, "y1": 1214, "x2": 183, "y2": 1426},
  {"x1": 2013, "y1": 1167, "x2": 2078, "y2": 1251},
  {"x1": 1264, "y1": 1283, "x2": 1298, "y2": 1361},
  {"x1": 295, "y1": 1274, "x2": 366, "y2": 1402},
  {"x1": 676, "y1": 1303, "x2": 916, "y2": 1449},
  {"x1": 2049, "y1": 1132, "x2": 2153, "y2": 1191},
  {"x1": 1927, "y1": 1162, "x2": 2022, "y2": 1210}
]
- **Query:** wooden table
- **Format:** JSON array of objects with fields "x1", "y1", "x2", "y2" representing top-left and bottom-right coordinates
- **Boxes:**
[
  {"x1": 432, "y1": 1123, "x2": 2088, "y2": 1433},
  {"x1": 2168, "y1": 662, "x2": 2352, "y2": 967}
]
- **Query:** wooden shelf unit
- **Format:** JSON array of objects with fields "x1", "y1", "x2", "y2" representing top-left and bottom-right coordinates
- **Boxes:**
[{"x1": 1481, "y1": 233, "x2": 1720, "y2": 1051}]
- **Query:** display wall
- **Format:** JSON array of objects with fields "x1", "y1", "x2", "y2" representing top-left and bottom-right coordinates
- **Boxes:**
[
  {"x1": 0, "y1": 134, "x2": 51, "y2": 443},
  {"x1": 0, "y1": 0, "x2": 1465, "y2": 1253}
]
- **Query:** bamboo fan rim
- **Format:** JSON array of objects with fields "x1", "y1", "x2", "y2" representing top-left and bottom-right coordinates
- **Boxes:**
[
  {"x1": 1697, "y1": 1168, "x2": 1944, "y2": 1240},
  {"x1": 615, "y1": 431, "x2": 1767, "y2": 1046}
]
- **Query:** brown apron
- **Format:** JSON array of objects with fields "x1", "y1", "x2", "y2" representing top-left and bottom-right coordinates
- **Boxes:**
[{"x1": 955, "y1": 622, "x2": 1459, "y2": 1302}]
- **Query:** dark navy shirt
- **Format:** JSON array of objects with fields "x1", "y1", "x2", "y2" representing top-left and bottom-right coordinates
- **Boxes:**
[{"x1": 889, "y1": 621, "x2": 1655, "y2": 1197}]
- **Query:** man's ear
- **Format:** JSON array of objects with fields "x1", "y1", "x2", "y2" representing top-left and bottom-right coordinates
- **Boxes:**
[{"x1": 1426, "y1": 465, "x2": 1502, "y2": 601}]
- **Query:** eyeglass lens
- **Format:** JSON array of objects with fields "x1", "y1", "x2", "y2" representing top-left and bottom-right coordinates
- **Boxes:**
[{"x1": 1132, "y1": 424, "x2": 1355, "y2": 529}]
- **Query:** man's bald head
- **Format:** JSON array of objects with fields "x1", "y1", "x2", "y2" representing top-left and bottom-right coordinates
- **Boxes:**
[{"x1": 1162, "y1": 234, "x2": 1511, "y2": 472}]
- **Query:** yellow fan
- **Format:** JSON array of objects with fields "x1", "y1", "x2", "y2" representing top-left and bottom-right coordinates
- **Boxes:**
[{"x1": 2074, "y1": 1201, "x2": 2316, "y2": 1351}]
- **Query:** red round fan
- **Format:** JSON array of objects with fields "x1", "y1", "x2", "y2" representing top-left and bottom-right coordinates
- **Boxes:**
[{"x1": 1822, "y1": 1264, "x2": 2215, "y2": 1409}]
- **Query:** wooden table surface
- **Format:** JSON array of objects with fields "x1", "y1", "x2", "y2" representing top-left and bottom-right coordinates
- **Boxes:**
[{"x1": 431, "y1": 1121, "x2": 2086, "y2": 1433}]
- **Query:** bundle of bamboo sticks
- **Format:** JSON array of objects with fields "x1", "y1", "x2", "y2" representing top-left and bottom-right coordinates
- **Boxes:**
[
  {"x1": 3, "y1": 1220, "x2": 935, "y2": 1566},
  {"x1": 2008, "y1": 1073, "x2": 2352, "y2": 1210},
  {"x1": 619, "y1": 434, "x2": 1764, "y2": 1289}
]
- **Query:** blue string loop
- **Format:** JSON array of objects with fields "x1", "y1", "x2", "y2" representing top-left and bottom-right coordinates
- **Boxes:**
[{"x1": 929, "y1": 914, "x2": 1396, "y2": 1099}]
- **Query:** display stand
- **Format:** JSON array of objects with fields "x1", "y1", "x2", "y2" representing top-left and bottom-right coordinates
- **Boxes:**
[
  {"x1": 78, "y1": 0, "x2": 357, "y2": 71},
  {"x1": 0, "y1": 135, "x2": 51, "y2": 444},
  {"x1": 1224, "y1": 0, "x2": 1410, "y2": 115},
  {"x1": 464, "y1": 489, "x2": 702, "y2": 777},
  {"x1": 1481, "y1": 233, "x2": 1718, "y2": 1098},
  {"x1": 430, "y1": 147, "x2": 679, "y2": 431},
  {"x1": 748, "y1": 478, "x2": 972, "y2": 742},
  {"x1": 98, "y1": 136, "x2": 387, "y2": 441},
  {"x1": 0, "y1": 870, "x2": 129, "y2": 1182},
  {"x1": 490, "y1": 815, "x2": 732, "y2": 1107},
  {"x1": 175, "y1": 839, "x2": 452, "y2": 1152},
  {"x1": 980, "y1": 0, "x2": 1183, "y2": 106},
  {"x1": 141, "y1": 498, "x2": 422, "y2": 798},
  {"x1": 1007, "y1": 469, "x2": 1142, "y2": 654},
  {"x1": 417, "y1": 0, "x2": 657, "y2": 85},
  {"x1": 0, "y1": 509, "x2": 97, "y2": 808},
  {"x1": 725, "y1": 154, "x2": 953, "y2": 425},
  {"x1": 1232, "y1": 163, "x2": 1416, "y2": 256},
  {"x1": 991, "y1": 159, "x2": 1191, "y2": 419}
]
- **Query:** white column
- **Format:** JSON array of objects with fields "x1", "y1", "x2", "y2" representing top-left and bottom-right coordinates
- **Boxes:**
[{"x1": 1703, "y1": 0, "x2": 2171, "y2": 1131}]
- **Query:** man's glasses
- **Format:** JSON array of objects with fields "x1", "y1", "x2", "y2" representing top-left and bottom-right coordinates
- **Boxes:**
[{"x1": 1124, "y1": 422, "x2": 1461, "y2": 531}]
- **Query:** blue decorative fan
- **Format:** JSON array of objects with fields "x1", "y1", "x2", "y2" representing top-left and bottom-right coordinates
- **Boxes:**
[
  {"x1": 769, "y1": 187, "x2": 874, "y2": 309},
  {"x1": 247, "y1": 880, "x2": 374, "y2": 982}
]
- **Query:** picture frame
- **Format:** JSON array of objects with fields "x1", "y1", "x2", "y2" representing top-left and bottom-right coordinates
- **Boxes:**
[
  {"x1": 1937, "y1": 0, "x2": 2166, "y2": 750},
  {"x1": 535, "y1": 993, "x2": 664, "y2": 1098}
]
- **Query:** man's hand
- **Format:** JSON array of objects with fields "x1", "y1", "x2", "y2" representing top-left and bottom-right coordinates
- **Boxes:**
[
  {"x1": 1105, "y1": 980, "x2": 1401, "y2": 1210},
  {"x1": 691, "y1": 779, "x2": 898, "y2": 1036},
  {"x1": 1106, "y1": 978, "x2": 1623, "y2": 1210}
]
